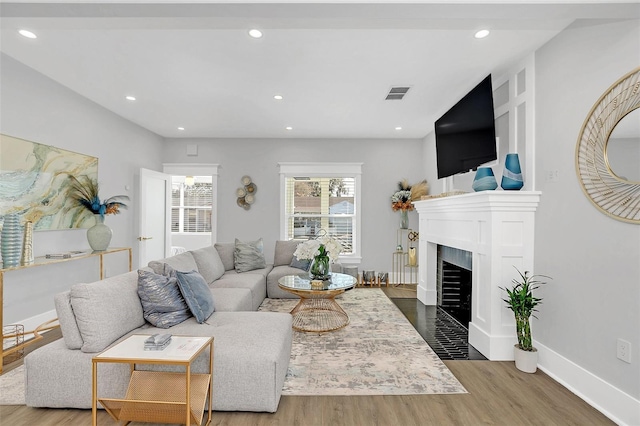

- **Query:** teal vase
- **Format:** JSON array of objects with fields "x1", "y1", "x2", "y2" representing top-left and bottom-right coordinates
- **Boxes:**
[
  {"x1": 501, "y1": 153, "x2": 524, "y2": 190},
  {"x1": 1, "y1": 214, "x2": 23, "y2": 267},
  {"x1": 472, "y1": 167, "x2": 498, "y2": 191}
]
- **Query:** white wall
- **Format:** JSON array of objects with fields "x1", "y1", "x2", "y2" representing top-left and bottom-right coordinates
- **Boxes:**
[
  {"x1": 163, "y1": 138, "x2": 426, "y2": 273},
  {"x1": 534, "y1": 20, "x2": 639, "y2": 423},
  {"x1": 1, "y1": 53, "x2": 164, "y2": 327}
]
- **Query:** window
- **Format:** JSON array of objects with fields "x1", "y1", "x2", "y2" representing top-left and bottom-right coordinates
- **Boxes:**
[
  {"x1": 171, "y1": 176, "x2": 213, "y2": 233},
  {"x1": 279, "y1": 163, "x2": 362, "y2": 263}
]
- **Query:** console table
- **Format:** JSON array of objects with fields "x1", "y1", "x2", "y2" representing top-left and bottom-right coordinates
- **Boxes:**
[
  {"x1": 0, "y1": 247, "x2": 132, "y2": 373},
  {"x1": 413, "y1": 192, "x2": 540, "y2": 360}
]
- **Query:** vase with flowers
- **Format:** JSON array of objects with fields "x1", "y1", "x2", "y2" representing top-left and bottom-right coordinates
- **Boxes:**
[
  {"x1": 293, "y1": 232, "x2": 343, "y2": 280},
  {"x1": 69, "y1": 175, "x2": 129, "y2": 251},
  {"x1": 391, "y1": 179, "x2": 428, "y2": 229}
]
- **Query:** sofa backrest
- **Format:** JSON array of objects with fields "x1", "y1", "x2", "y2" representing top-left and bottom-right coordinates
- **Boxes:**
[
  {"x1": 214, "y1": 242, "x2": 236, "y2": 271},
  {"x1": 190, "y1": 245, "x2": 225, "y2": 283},
  {"x1": 273, "y1": 240, "x2": 301, "y2": 266},
  {"x1": 149, "y1": 251, "x2": 199, "y2": 273},
  {"x1": 69, "y1": 270, "x2": 145, "y2": 353},
  {"x1": 54, "y1": 291, "x2": 84, "y2": 350}
]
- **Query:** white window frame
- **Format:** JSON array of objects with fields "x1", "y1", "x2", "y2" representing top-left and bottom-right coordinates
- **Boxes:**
[
  {"x1": 163, "y1": 163, "x2": 219, "y2": 243},
  {"x1": 278, "y1": 162, "x2": 362, "y2": 264}
]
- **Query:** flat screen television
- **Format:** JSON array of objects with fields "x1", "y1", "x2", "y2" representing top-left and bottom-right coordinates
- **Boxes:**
[{"x1": 435, "y1": 75, "x2": 497, "y2": 179}]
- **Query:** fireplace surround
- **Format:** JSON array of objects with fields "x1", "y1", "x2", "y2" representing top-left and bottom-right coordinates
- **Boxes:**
[{"x1": 413, "y1": 191, "x2": 541, "y2": 360}]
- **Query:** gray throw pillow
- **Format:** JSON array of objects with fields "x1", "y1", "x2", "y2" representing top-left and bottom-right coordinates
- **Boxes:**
[
  {"x1": 234, "y1": 238, "x2": 266, "y2": 273},
  {"x1": 290, "y1": 256, "x2": 311, "y2": 271},
  {"x1": 176, "y1": 270, "x2": 215, "y2": 324},
  {"x1": 137, "y1": 270, "x2": 192, "y2": 329}
]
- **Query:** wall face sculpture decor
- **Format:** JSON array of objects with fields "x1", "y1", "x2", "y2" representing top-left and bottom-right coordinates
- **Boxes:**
[
  {"x1": 0, "y1": 134, "x2": 98, "y2": 230},
  {"x1": 576, "y1": 67, "x2": 640, "y2": 224}
]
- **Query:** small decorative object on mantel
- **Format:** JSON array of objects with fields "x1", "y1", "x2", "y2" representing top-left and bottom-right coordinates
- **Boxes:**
[
  {"x1": 21, "y1": 221, "x2": 34, "y2": 265},
  {"x1": 501, "y1": 153, "x2": 524, "y2": 190},
  {"x1": 68, "y1": 175, "x2": 129, "y2": 251},
  {"x1": 293, "y1": 230, "x2": 342, "y2": 281},
  {"x1": 500, "y1": 267, "x2": 551, "y2": 373},
  {"x1": 472, "y1": 167, "x2": 498, "y2": 191},
  {"x1": 236, "y1": 175, "x2": 257, "y2": 210},
  {"x1": 391, "y1": 179, "x2": 429, "y2": 229},
  {"x1": 1, "y1": 213, "x2": 23, "y2": 268}
]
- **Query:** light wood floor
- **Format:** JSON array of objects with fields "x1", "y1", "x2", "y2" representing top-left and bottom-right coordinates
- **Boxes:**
[{"x1": 0, "y1": 286, "x2": 614, "y2": 425}]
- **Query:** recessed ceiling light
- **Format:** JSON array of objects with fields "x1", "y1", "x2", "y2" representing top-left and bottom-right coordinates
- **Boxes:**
[
  {"x1": 395, "y1": 126, "x2": 403, "y2": 131},
  {"x1": 249, "y1": 29, "x2": 263, "y2": 39},
  {"x1": 125, "y1": 95, "x2": 136, "y2": 101},
  {"x1": 178, "y1": 127, "x2": 185, "y2": 131},
  {"x1": 274, "y1": 95, "x2": 283, "y2": 100},
  {"x1": 285, "y1": 126, "x2": 293, "y2": 131},
  {"x1": 475, "y1": 29, "x2": 490, "y2": 39},
  {"x1": 18, "y1": 29, "x2": 37, "y2": 39}
]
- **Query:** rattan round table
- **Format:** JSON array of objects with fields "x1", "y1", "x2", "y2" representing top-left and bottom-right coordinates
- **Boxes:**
[{"x1": 278, "y1": 273, "x2": 357, "y2": 332}]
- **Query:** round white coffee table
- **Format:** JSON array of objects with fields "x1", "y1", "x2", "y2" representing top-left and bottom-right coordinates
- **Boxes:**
[{"x1": 278, "y1": 273, "x2": 356, "y2": 332}]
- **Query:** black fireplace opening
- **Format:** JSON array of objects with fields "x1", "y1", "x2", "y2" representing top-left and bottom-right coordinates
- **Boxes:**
[{"x1": 439, "y1": 260, "x2": 472, "y2": 327}]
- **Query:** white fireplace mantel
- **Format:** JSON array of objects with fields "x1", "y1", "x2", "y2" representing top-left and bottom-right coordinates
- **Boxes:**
[{"x1": 413, "y1": 191, "x2": 541, "y2": 360}]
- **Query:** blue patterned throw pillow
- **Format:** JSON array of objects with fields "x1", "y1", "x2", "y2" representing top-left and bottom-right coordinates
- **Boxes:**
[
  {"x1": 137, "y1": 270, "x2": 191, "y2": 328},
  {"x1": 175, "y1": 270, "x2": 215, "y2": 323}
]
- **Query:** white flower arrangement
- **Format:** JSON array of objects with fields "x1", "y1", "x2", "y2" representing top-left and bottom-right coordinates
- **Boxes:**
[{"x1": 293, "y1": 234, "x2": 343, "y2": 262}]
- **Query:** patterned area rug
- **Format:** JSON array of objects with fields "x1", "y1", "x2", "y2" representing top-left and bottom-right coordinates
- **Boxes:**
[
  {"x1": 0, "y1": 365, "x2": 25, "y2": 405},
  {"x1": 259, "y1": 288, "x2": 467, "y2": 395}
]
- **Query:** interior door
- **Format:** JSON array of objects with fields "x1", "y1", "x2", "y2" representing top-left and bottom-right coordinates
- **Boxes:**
[{"x1": 138, "y1": 168, "x2": 171, "y2": 267}]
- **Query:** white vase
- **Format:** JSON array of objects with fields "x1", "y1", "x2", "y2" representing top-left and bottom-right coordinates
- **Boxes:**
[
  {"x1": 514, "y1": 344, "x2": 538, "y2": 373},
  {"x1": 87, "y1": 214, "x2": 112, "y2": 251}
]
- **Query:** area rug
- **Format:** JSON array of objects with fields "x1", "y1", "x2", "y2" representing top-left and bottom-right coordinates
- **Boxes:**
[
  {"x1": 0, "y1": 365, "x2": 25, "y2": 405},
  {"x1": 259, "y1": 288, "x2": 467, "y2": 395}
]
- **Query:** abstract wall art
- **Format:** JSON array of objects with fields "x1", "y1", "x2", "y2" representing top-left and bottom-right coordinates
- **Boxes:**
[{"x1": 0, "y1": 134, "x2": 98, "y2": 230}]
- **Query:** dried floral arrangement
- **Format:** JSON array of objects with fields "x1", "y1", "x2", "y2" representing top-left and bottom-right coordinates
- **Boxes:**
[
  {"x1": 68, "y1": 175, "x2": 129, "y2": 217},
  {"x1": 391, "y1": 179, "x2": 429, "y2": 211}
]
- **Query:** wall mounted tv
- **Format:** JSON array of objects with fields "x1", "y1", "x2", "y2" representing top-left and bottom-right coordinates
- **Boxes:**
[{"x1": 435, "y1": 74, "x2": 497, "y2": 179}]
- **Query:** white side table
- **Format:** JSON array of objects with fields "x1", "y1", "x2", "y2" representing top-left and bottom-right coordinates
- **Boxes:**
[{"x1": 92, "y1": 334, "x2": 214, "y2": 426}]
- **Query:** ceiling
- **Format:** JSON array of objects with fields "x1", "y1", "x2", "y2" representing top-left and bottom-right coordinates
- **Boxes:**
[{"x1": 1, "y1": 1, "x2": 638, "y2": 139}]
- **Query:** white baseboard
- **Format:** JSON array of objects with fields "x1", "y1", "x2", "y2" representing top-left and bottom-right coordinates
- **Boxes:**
[
  {"x1": 9, "y1": 310, "x2": 57, "y2": 338},
  {"x1": 535, "y1": 339, "x2": 640, "y2": 426}
]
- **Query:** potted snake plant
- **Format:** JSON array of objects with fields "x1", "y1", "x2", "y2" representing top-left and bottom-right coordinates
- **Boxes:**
[{"x1": 500, "y1": 268, "x2": 550, "y2": 373}]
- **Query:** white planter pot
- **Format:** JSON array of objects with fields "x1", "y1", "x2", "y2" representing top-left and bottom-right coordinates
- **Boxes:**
[{"x1": 514, "y1": 344, "x2": 538, "y2": 373}]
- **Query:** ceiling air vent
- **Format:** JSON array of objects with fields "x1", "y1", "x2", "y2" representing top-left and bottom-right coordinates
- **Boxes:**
[{"x1": 385, "y1": 86, "x2": 411, "y2": 100}]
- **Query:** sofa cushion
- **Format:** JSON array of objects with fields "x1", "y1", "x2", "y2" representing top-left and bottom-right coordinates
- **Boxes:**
[
  {"x1": 213, "y1": 271, "x2": 269, "y2": 311},
  {"x1": 137, "y1": 269, "x2": 192, "y2": 328},
  {"x1": 54, "y1": 291, "x2": 84, "y2": 350},
  {"x1": 234, "y1": 238, "x2": 266, "y2": 273},
  {"x1": 176, "y1": 270, "x2": 215, "y2": 323},
  {"x1": 267, "y1": 265, "x2": 307, "y2": 299},
  {"x1": 214, "y1": 242, "x2": 235, "y2": 271},
  {"x1": 149, "y1": 251, "x2": 198, "y2": 274},
  {"x1": 190, "y1": 245, "x2": 225, "y2": 284},
  {"x1": 273, "y1": 240, "x2": 301, "y2": 266},
  {"x1": 209, "y1": 288, "x2": 253, "y2": 311},
  {"x1": 70, "y1": 271, "x2": 145, "y2": 353}
]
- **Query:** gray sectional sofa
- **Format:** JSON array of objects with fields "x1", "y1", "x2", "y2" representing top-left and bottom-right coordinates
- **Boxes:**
[{"x1": 24, "y1": 239, "x2": 310, "y2": 413}]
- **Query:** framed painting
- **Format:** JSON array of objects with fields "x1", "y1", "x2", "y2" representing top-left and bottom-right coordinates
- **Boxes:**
[{"x1": 0, "y1": 134, "x2": 98, "y2": 230}]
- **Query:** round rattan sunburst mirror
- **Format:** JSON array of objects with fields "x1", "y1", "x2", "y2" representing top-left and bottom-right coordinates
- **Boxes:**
[{"x1": 576, "y1": 67, "x2": 640, "y2": 224}]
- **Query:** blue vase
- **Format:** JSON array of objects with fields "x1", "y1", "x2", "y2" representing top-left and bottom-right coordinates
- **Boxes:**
[
  {"x1": 472, "y1": 167, "x2": 498, "y2": 191},
  {"x1": 501, "y1": 153, "x2": 524, "y2": 190},
  {"x1": 1, "y1": 214, "x2": 23, "y2": 267}
]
